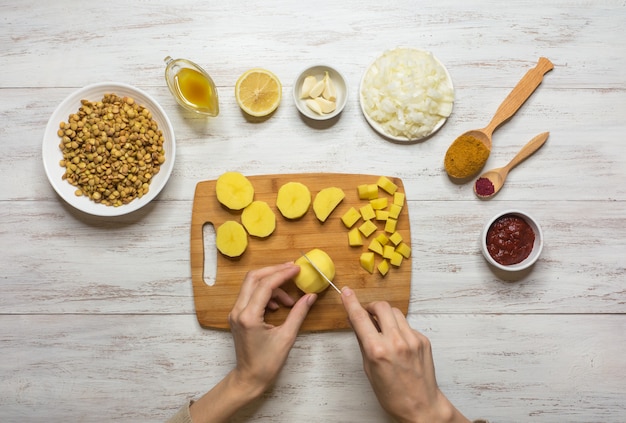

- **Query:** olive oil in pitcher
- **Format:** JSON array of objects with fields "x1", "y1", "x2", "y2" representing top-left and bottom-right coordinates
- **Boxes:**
[{"x1": 164, "y1": 56, "x2": 219, "y2": 116}]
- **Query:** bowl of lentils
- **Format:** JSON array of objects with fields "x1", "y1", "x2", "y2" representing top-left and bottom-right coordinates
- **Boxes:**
[
  {"x1": 481, "y1": 209, "x2": 543, "y2": 272},
  {"x1": 43, "y1": 82, "x2": 176, "y2": 216}
]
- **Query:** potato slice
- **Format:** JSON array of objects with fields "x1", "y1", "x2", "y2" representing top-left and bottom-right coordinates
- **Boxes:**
[
  {"x1": 360, "y1": 252, "x2": 375, "y2": 274},
  {"x1": 370, "y1": 197, "x2": 388, "y2": 210},
  {"x1": 294, "y1": 248, "x2": 335, "y2": 294},
  {"x1": 377, "y1": 176, "x2": 398, "y2": 195},
  {"x1": 368, "y1": 239, "x2": 384, "y2": 256},
  {"x1": 313, "y1": 187, "x2": 345, "y2": 222},
  {"x1": 377, "y1": 259, "x2": 390, "y2": 277},
  {"x1": 393, "y1": 192, "x2": 405, "y2": 206},
  {"x1": 396, "y1": 242, "x2": 412, "y2": 258},
  {"x1": 348, "y1": 227, "x2": 363, "y2": 246},
  {"x1": 341, "y1": 207, "x2": 361, "y2": 228},
  {"x1": 215, "y1": 171, "x2": 254, "y2": 210},
  {"x1": 216, "y1": 220, "x2": 248, "y2": 257},
  {"x1": 359, "y1": 204, "x2": 376, "y2": 221},
  {"x1": 389, "y1": 231, "x2": 403, "y2": 246},
  {"x1": 359, "y1": 220, "x2": 377, "y2": 237},
  {"x1": 357, "y1": 183, "x2": 378, "y2": 200},
  {"x1": 241, "y1": 200, "x2": 276, "y2": 238},
  {"x1": 276, "y1": 182, "x2": 311, "y2": 219}
]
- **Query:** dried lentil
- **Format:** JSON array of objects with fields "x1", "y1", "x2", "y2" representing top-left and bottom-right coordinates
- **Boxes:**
[{"x1": 58, "y1": 93, "x2": 166, "y2": 207}]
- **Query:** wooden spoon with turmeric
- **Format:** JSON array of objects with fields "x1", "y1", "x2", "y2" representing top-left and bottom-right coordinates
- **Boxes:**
[{"x1": 444, "y1": 57, "x2": 554, "y2": 179}]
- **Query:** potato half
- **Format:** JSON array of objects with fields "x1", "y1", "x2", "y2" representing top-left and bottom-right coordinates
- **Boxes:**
[{"x1": 294, "y1": 248, "x2": 335, "y2": 294}]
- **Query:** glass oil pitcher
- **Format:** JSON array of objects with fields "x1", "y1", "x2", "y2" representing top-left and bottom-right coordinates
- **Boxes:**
[{"x1": 164, "y1": 56, "x2": 219, "y2": 116}]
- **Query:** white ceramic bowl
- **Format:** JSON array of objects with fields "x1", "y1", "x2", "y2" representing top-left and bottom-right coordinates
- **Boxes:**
[
  {"x1": 42, "y1": 82, "x2": 176, "y2": 216},
  {"x1": 293, "y1": 65, "x2": 347, "y2": 121},
  {"x1": 359, "y1": 47, "x2": 454, "y2": 143},
  {"x1": 481, "y1": 210, "x2": 544, "y2": 272}
]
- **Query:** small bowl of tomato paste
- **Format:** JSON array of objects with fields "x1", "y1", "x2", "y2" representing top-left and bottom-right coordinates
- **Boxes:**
[{"x1": 481, "y1": 210, "x2": 543, "y2": 272}]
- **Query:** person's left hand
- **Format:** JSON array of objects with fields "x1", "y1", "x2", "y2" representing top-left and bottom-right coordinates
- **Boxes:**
[{"x1": 228, "y1": 262, "x2": 317, "y2": 396}]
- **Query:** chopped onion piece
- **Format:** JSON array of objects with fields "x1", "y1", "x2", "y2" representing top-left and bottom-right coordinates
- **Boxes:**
[{"x1": 361, "y1": 48, "x2": 454, "y2": 140}]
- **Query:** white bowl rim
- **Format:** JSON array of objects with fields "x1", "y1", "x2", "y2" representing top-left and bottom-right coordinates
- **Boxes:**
[
  {"x1": 42, "y1": 82, "x2": 176, "y2": 217},
  {"x1": 480, "y1": 209, "x2": 544, "y2": 271},
  {"x1": 292, "y1": 64, "x2": 348, "y2": 121}
]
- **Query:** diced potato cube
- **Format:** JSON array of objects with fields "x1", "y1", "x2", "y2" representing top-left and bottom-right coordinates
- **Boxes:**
[
  {"x1": 359, "y1": 204, "x2": 376, "y2": 221},
  {"x1": 393, "y1": 192, "x2": 405, "y2": 206},
  {"x1": 396, "y1": 242, "x2": 412, "y2": 258},
  {"x1": 389, "y1": 231, "x2": 403, "y2": 246},
  {"x1": 368, "y1": 239, "x2": 384, "y2": 255},
  {"x1": 377, "y1": 176, "x2": 398, "y2": 195},
  {"x1": 375, "y1": 233, "x2": 389, "y2": 246},
  {"x1": 370, "y1": 197, "x2": 388, "y2": 210},
  {"x1": 383, "y1": 244, "x2": 395, "y2": 259},
  {"x1": 390, "y1": 251, "x2": 403, "y2": 267},
  {"x1": 348, "y1": 227, "x2": 363, "y2": 246},
  {"x1": 388, "y1": 204, "x2": 402, "y2": 219},
  {"x1": 377, "y1": 259, "x2": 390, "y2": 277},
  {"x1": 375, "y1": 210, "x2": 389, "y2": 221},
  {"x1": 341, "y1": 207, "x2": 361, "y2": 228},
  {"x1": 360, "y1": 252, "x2": 376, "y2": 274},
  {"x1": 384, "y1": 217, "x2": 398, "y2": 233},
  {"x1": 359, "y1": 220, "x2": 377, "y2": 237},
  {"x1": 358, "y1": 184, "x2": 378, "y2": 200}
]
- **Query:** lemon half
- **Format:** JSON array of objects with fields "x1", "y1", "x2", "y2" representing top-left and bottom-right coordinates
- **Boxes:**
[{"x1": 235, "y1": 68, "x2": 282, "y2": 117}]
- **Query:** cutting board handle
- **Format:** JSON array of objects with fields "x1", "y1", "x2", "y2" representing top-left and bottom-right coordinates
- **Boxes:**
[{"x1": 190, "y1": 181, "x2": 216, "y2": 296}]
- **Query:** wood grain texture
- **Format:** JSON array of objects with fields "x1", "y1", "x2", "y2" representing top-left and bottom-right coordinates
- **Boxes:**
[
  {"x1": 190, "y1": 173, "x2": 410, "y2": 330},
  {"x1": 1, "y1": 0, "x2": 625, "y2": 422}
]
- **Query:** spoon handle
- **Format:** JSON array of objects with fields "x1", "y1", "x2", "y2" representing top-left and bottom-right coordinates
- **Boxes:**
[
  {"x1": 484, "y1": 57, "x2": 554, "y2": 136},
  {"x1": 504, "y1": 132, "x2": 549, "y2": 172}
]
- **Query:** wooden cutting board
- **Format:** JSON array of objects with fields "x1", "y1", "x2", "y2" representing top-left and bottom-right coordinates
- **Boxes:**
[{"x1": 190, "y1": 173, "x2": 411, "y2": 331}]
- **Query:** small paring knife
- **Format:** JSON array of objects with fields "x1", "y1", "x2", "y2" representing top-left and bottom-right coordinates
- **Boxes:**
[{"x1": 299, "y1": 251, "x2": 341, "y2": 294}]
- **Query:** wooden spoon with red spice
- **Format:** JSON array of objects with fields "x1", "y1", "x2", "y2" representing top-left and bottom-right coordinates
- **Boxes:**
[
  {"x1": 475, "y1": 132, "x2": 549, "y2": 198},
  {"x1": 444, "y1": 57, "x2": 553, "y2": 179}
]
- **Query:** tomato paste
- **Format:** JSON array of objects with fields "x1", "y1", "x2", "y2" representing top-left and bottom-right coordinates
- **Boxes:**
[{"x1": 486, "y1": 214, "x2": 535, "y2": 265}]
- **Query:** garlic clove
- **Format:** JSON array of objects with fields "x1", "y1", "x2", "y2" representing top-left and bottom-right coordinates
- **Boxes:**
[
  {"x1": 322, "y1": 71, "x2": 336, "y2": 101},
  {"x1": 308, "y1": 79, "x2": 325, "y2": 98},
  {"x1": 305, "y1": 98, "x2": 323, "y2": 115},
  {"x1": 315, "y1": 97, "x2": 336, "y2": 114},
  {"x1": 300, "y1": 75, "x2": 317, "y2": 99}
]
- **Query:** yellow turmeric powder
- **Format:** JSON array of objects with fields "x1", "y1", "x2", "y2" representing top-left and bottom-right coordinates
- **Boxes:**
[{"x1": 444, "y1": 134, "x2": 490, "y2": 178}]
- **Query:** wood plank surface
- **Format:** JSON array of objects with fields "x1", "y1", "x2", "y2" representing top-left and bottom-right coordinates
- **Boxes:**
[
  {"x1": 1, "y1": 1, "x2": 625, "y2": 422},
  {"x1": 190, "y1": 173, "x2": 410, "y2": 330}
]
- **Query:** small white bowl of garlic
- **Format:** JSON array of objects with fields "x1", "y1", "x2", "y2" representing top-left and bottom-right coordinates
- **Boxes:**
[{"x1": 293, "y1": 65, "x2": 347, "y2": 121}]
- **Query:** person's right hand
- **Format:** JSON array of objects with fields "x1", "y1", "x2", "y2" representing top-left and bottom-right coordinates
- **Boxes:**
[{"x1": 341, "y1": 287, "x2": 470, "y2": 423}]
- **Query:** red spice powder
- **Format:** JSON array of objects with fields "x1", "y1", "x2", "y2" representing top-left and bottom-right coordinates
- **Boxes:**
[{"x1": 475, "y1": 177, "x2": 495, "y2": 196}]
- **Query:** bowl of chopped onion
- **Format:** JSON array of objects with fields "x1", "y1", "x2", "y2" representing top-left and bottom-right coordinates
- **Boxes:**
[{"x1": 360, "y1": 47, "x2": 454, "y2": 142}]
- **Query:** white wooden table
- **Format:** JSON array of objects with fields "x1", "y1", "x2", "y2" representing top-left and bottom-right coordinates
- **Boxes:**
[{"x1": 1, "y1": 1, "x2": 624, "y2": 422}]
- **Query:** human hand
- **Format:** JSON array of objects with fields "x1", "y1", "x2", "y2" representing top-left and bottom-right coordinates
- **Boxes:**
[
  {"x1": 188, "y1": 262, "x2": 316, "y2": 423},
  {"x1": 228, "y1": 262, "x2": 317, "y2": 396},
  {"x1": 341, "y1": 287, "x2": 469, "y2": 423}
]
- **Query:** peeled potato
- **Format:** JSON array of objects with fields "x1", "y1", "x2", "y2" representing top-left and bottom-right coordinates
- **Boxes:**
[
  {"x1": 241, "y1": 200, "x2": 276, "y2": 238},
  {"x1": 294, "y1": 248, "x2": 335, "y2": 294},
  {"x1": 216, "y1": 171, "x2": 254, "y2": 210},
  {"x1": 216, "y1": 220, "x2": 248, "y2": 257},
  {"x1": 313, "y1": 186, "x2": 345, "y2": 222},
  {"x1": 276, "y1": 181, "x2": 311, "y2": 219}
]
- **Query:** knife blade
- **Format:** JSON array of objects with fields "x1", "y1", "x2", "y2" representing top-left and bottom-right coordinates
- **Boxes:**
[{"x1": 299, "y1": 251, "x2": 341, "y2": 294}]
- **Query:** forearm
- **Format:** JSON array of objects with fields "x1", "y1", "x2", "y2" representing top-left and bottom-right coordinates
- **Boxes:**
[
  {"x1": 189, "y1": 370, "x2": 264, "y2": 423},
  {"x1": 391, "y1": 390, "x2": 471, "y2": 423}
]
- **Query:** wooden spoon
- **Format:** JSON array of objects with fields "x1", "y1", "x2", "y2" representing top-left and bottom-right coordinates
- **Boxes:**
[
  {"x1": 474, "y1": 131, "x2": 549, "y2": 198},
  {"x1": 444, "y1": 57, "x2": 554, "y2": 179}
]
